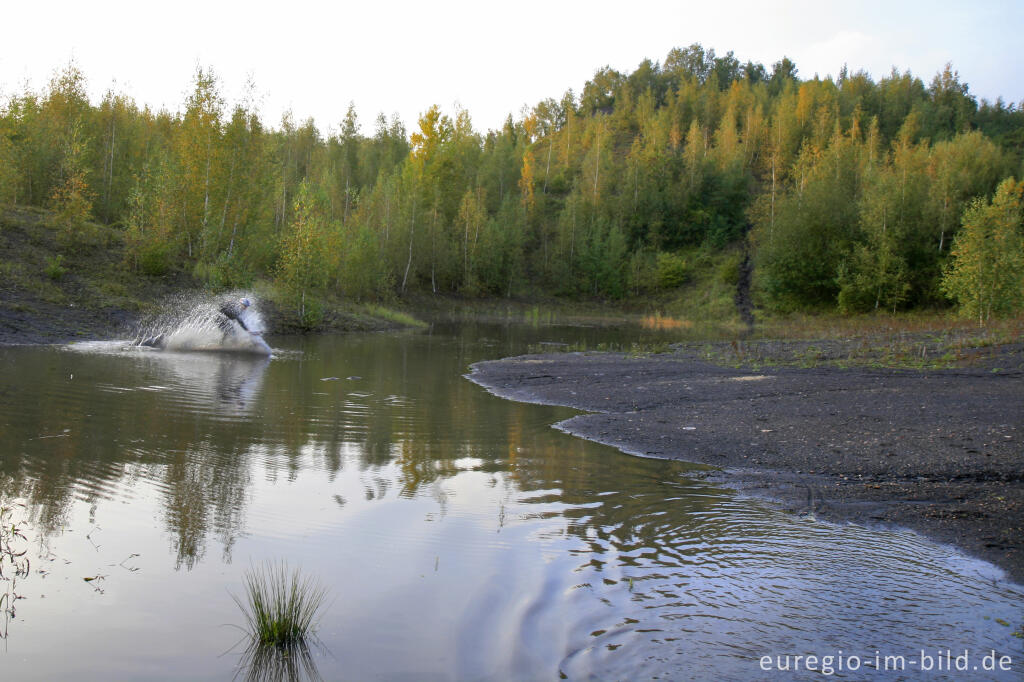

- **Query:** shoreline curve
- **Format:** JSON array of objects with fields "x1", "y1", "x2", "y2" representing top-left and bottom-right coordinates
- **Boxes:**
[{"x1": 467, "y1": 349, "x2": 1024, "y2": 584}]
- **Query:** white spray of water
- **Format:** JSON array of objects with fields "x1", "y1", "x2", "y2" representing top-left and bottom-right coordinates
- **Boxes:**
[{"x1": 132, "y1": 293, "x2": 269, "y2": 354}]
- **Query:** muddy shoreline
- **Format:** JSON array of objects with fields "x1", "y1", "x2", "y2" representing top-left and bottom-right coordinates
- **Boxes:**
[{"x1": 468, "y1": 347, "x2": 1024, "y2": 584}]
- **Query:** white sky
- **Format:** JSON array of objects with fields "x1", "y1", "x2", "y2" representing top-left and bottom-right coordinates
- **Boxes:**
[{"x1": 1, "y1": 0, "x2": 1021, "y2": 136}]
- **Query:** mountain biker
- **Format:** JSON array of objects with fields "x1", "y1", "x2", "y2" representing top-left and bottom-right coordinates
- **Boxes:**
[
  {"x1": 219, "y1": 297, "x2": 254, "y2": 339},
  {"x1": 137, "y1": 296, "x2": 258, "y2": 349}
]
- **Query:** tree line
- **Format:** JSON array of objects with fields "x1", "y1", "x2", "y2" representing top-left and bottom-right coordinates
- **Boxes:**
[{"x1": 2, "y1": 44, "x2": 1023, "y2": 324}]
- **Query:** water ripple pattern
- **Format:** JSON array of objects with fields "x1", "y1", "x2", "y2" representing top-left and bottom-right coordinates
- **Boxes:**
[{"x1": 0, "y1": 331, "x2": 1020, "y2": 681}]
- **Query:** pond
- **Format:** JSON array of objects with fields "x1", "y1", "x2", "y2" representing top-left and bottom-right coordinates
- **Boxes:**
[{"x1": 0, "y1": 322, "x2": 1020, "y2": 680}]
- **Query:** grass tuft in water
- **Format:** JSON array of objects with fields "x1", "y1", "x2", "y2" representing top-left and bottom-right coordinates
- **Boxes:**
[
  {"x1": 1, "y1": 498, "x2": 31, "y2": 639},
  {"x1": 232, "y1": 561, "x2": 328, "y2": 648}
]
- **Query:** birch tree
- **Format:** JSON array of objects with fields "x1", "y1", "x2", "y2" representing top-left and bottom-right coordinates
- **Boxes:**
[{"x1": 942, "y1": 178, "x2": 1024, "y2": 322}]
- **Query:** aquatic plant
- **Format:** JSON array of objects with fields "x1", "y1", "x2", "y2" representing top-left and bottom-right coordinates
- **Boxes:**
[
  {"x1": 0, "y1": 500, "x2": 31, "y2": 639},
  {"x1": 232, "y1": 561, "x2": 328, "y2": 648}
]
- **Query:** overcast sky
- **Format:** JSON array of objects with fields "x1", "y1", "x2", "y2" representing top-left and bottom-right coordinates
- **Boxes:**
[{"x1": 2, "y1": 0, "x2": 1021, "y2": 136}]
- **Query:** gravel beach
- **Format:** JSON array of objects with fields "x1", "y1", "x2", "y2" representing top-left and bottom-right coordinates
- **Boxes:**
[{"x1": 468, "y1": 347, "x2": 1024, "y2": 583}]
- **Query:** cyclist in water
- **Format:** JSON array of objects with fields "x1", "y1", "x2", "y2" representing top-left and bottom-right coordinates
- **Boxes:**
[
  {"x1": 138, "y1": 297, "x2": 257, "y2": 349},
  {"x1": 218, "y1": 297, "x2": 253, "y2": 339}
]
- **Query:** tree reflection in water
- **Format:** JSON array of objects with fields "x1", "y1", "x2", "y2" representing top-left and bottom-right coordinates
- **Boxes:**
[
  {"x1": 0, "y1": 336, "x2": 722, "y2": 573},
  {"x1": 0, "y1": 331, "x2": 1020, "y2": 680}
]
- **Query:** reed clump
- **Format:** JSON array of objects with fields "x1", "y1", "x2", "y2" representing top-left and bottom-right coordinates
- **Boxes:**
[
  {"x1": 1, "y1": 499, "x2": 31, "y2": 639},
  {"x1": 233, "y1": 561, "x2": 328, "y2": 648}
]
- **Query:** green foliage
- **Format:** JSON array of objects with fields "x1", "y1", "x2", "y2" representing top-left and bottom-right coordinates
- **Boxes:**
[
  {"x1": 837, "y1": 244, "x2": 909, "y2": 314},
  {"x1": 0, "y1": 47, "x2": 1021, "y2": 316},
  {"x1": 338, "y1": 221, "x2": 391, "y2": 301},
  {"x1": 836, "y1": 131, "x2": 918, "y2": 313},
  {"x1": 660, "y1": 247, "x2": 746, "y2": 324},
  {"x1": 44, "y1": 254, "x2": 67, "y2": 280},
  {"x1": 474, "y1": 199, "x2": 525, "y2": 296},
  {"x1": 929, "y1": 130, "x2": 1007, "y2": 254},
  {"x1": 296, "y1": 295, "x2": 325, "y2": 329},
  {"x1": 572, "y1": 217, "x2": 628, "y2": 298},
  {"x1": 0, "y1": 134, "x2": 17, "y2": 206},
  {"x1": 50, "y1": 171, "x2": 95, "y2": 246},
  {"x1": 941, "y1": 178, "x2": 1024, "y2": 322},
  {"x1": 137, "y1": 242, "x2": 173, "y2": 277},
  {"x1": 754, "y1": 118, "x2": 1007, "y2": 312},
  {"x1": 717, "y1": 251, "x2": 743, "y2": 286},
  {"x1": 754, "y1": 126, "x2": 864, "y2": 310},
  {"x1": 123, "y1": 155, "x2": 179, "y2": 275},
  {"x1": 276, "y1": 181, "x2": 333, "y2": 323},
  {"x1": 626, "y1": 248, "x2": 658, "y2": 295},
  {"x1": 49, "y1": 114, "x2": 98, "y2": 246},
  {"x1": 656, "y1": 251, "x2": 689, "y2": 288},
  {"x1": 192, "y1": 251, "x2": 250, "y2": 289}
]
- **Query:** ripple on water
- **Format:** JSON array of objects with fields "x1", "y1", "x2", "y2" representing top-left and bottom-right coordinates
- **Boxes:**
[
  {"x1": 1, "y1": 337, "x2": 1019, "y2": 681},
  {"x1": 544, "y1": 490, "x2": 1022, "y2": 679}
]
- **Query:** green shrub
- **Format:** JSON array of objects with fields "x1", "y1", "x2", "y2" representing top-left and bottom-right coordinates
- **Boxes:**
[
  {"x1": 941, "y1": 178, "x2": 1024, "y2": 323},
  {"x1": 627, "y1": 249, "x2": 658, "y2": 294},
  {"x1": 656, "y1": 252, "x2": 689, "y2": 289},
  {"x1": 717, "y1": 252, "x2": 742, "y2": 286},
  {"x1": 294, "y1": 294, "x2": 325, "y2": 330},
  {"x1": 139, "y1": 243, "x2": 173, "y2": 276},
  {"x1": 45, "y1": 254, "x2": 68, "y2": 281}
]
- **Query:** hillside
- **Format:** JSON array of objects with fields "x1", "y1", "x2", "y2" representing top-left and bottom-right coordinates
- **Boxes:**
[
  {"x1": 3, "y1": 50, "x2": 1023, "y2": 323},
  {"x1": 0, "y1": 207, "x2": 415, "y2": 344},
  {"x1": 0, "y1": 206, "x2": 168, "y2": 343}
]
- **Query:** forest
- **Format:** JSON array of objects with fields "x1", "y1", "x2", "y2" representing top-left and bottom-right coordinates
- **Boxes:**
[{"x1": 2, "y1": 44, "x2": 1023, "y2": 326}]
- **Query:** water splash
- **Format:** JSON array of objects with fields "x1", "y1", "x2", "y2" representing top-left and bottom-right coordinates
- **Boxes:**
[{"x1": 131, "y1": 292, "x2": 270, "y2": 354}]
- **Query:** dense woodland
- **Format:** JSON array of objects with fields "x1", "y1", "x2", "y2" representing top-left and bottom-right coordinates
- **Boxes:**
[{"x1": 2, "y1": 45, "x2": 1023, "y2": 325}]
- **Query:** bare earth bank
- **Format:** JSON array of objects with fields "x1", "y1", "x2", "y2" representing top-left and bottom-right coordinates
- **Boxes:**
[{"x1": 467, "y1": 348, "x2": 1024, "y2": 584}]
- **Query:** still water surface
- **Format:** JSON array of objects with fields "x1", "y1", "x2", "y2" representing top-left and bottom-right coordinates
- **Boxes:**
[{"x1": 0, "y1": 323, "x2": 1020, "y2": 680}]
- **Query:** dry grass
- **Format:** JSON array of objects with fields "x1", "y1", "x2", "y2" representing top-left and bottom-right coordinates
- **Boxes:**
[
  {"x1": 759, "y1": 311, "x2": 1024, "y2": 343},
  {"x1": 640, "y1": 313, "x2": 691, "y2": 331},
  {"x1": 702, "y1": 312, "x2": 1024, "y2": 370}
]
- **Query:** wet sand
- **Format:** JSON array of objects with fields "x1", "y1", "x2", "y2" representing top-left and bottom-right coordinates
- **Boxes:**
[{"x1": 468, "y1": 347, "x2": 1024, "y2": 583}]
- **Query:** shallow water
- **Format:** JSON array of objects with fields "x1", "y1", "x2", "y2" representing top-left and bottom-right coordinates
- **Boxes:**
[{"x1": 0, "y1": 324, "x2": 1021, "y2": 680}]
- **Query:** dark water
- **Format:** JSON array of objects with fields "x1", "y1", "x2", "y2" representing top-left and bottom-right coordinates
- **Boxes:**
[{"x1": 0, "y1": 324, "x2": 1020, "y2": 680}]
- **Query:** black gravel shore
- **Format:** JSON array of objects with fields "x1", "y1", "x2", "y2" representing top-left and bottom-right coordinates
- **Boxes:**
[{"x1": 467, "y1": 347, "x2": 1024, "y2": 584}]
